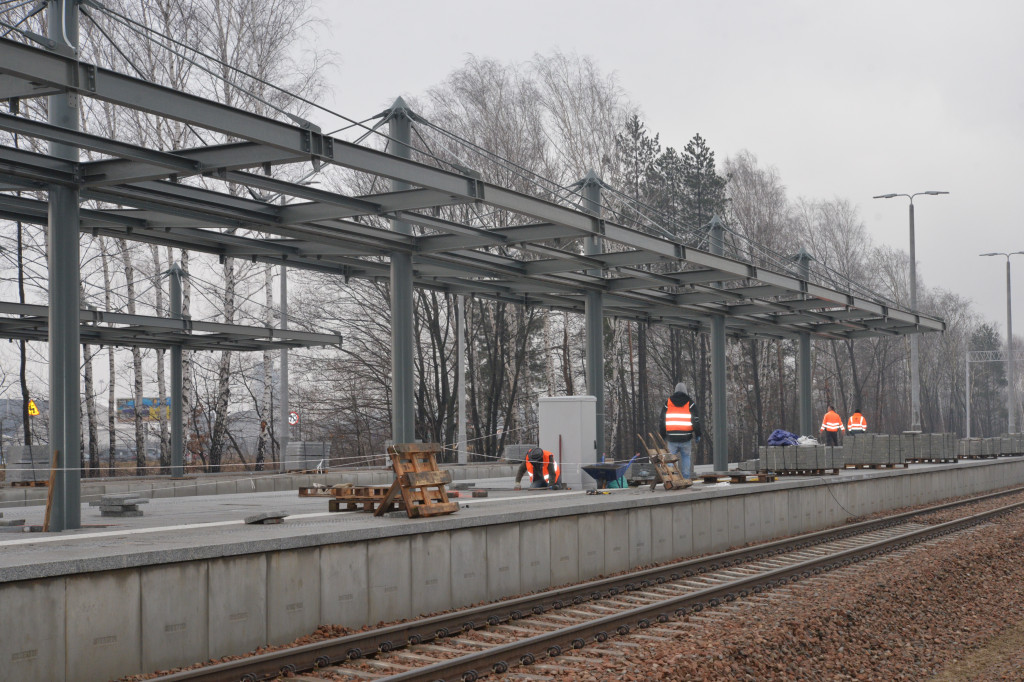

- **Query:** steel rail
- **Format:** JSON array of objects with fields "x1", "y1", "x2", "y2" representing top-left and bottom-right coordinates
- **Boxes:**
[{"x1": 147, "y1": 485, "x2": 1024, "y2": 682}]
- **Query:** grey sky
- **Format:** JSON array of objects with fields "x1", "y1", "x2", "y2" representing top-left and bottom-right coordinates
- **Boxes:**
[{"x1": 317, "y1": 0, "x2": 1024, "y2": 332}]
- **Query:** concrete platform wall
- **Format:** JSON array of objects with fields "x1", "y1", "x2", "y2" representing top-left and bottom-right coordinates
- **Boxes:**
[{"x1": 3, "y1": 460, "x2": 1024, "y2": 682}]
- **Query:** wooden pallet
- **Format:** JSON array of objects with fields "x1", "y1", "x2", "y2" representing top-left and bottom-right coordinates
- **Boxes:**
[
  {"x1": 9, "y1": 480, "x2": 48, "y2": 487},
  {"x1": 961, "y1": 454, "x2": 998, "y2": 460},
  {"x1": 906, "y1": 458, "x2": 958, "y2": 464},
  {"x1": 374, "y1": 444, "x2": 459, "y2": 518},
  {"x1": 637, "y1": 433, "x2": 691, "y2": 491},
  {"x1": 773, "y1": 468, "x2": 841, "y2": 476},
  {"x1": 844, "y1": 462, "x2": 910, "y2": 469},
  {"x1": 700, "y1": 471, "x2": 778, "y2": 484},
  {"x1": 297, "y1": 486, "x2": 335, "y2": 497},
  {"x1": 329, "y1": 485, "x2": 406, "y2": 513}
]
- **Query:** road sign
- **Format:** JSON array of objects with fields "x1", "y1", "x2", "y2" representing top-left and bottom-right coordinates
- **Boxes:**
[
  {"x1": 288, "y1": 411, "x2": 299, "y2": 426},
  {"x1": 27, "y1": 399, "x2": 39, "y2": 416}
]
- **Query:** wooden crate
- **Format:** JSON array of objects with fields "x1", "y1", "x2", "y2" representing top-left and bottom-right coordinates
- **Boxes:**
[{"x1": 374, "y1": 444, "x2": 459, "y2": 518}]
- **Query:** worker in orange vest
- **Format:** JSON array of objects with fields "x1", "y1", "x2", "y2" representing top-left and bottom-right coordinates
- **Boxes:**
[
  {"x1": 819, "y1": 405, "x2": 844, "y2": 446},
  {"x1": 659, "y1": 382, "x2": 701, "y2": 480},
  {"x1": 847, "y1": 408, "x2": 867, "y2": 436},
  {"x1": 513, "y1": 447, "x2": 562, "y2": 490}
]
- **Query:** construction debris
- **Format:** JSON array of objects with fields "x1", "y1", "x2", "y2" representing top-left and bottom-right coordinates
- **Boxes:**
[{"x1": 245, "y1": 511, "x2": 288, "y2": 525}]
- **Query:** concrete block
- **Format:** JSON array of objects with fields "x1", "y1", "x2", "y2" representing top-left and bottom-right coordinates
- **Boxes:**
[
  {"x1": 254, "y1": 477, "x2": 275, "y2": 493},
  {"x1": 650, "y1": 505, "x2": 674, "y2": 564},
  {"x1": 690, "y1": 500, "x2": 712, "y2": 555},
  {"x1": 215, "y1": 480, "x2": 236, "y2": 496},
  {"x1": 67, "y1": 569, "x2": 141, "y2": 682},
  {"x1": 320, "y1": 543, "x2": 369, "y2": 629},
  {"x1": 671, "y1": 502, "x2": 694, "y2": 560},
  {"x1": 151, "y1": 481, "x2": 175, "y2": 499},
  {"x1": 726, "y1": 495, "x2": 745, "y2": 549},
  {"x1": 627, "y1": 507, "x2": 652, "y2": 569},
  {"x1": 141, "y1": 562, "x2": 209, "y2": 673},
  {"x1": 0, "y1": 488, "x2": 27, "y2": 508},
  {"x1": 127, "y1": 482, "x2": 154, "y2": 497},
  {"x1": 603, "y1": 510, "x2": 629, "y2": 575},
  {"x1": 0, "y1": 578, "x2": 65, "y2": 682},
  {"x1": 408, "y1": 531, "x2": 452, "y2": 617},
  {"x1": 171, "y1": 480, "x2": 197, "y2": 497},
  {"x1": 708, "y1": 497, "x2": 730, "y2": 553},
  {"x1": 366, "y1": 536, "x2": 412, "y2": 623},
  {"x1": 447, "y1": 466, "x2": 467, "y2": 481},
  {"x1": 486, "y1": 524, "x2": 521, "y2": 599},
  {"x1": 267, "y1": 548, "x2": 321, "y2": 646},
  {"x1": 578, "y1": 513, "x2": 605, "y2": 579},
  {"x1": 744, "y1": 495, "x2": 762, "y2": 544},
  {"x1": 449, "y1": 528, "x2": 487, "y2": 609},
  {"x1": 209, "y1": 554, "x2": 267, "y2": 660},
  {"x1": 273, "y1": 476, "x2": 294, "y2": 492},
  {"x1": 292, "y1": 474, "x2": 313, "y2": 489},
  {"x1": 549, "y1": 517, "x2": 579, "y2": 586},
  {"x1": 520, "y1": 520, "x2": 552, "y2": 589}
]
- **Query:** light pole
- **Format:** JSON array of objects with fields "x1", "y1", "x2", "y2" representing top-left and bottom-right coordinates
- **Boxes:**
[
  {"x1": 980, "y1": 251, "x2": 1024, "y2": 434},
  {"x1": 873, "y1": 191, "x2": 949, "y2": 432}
]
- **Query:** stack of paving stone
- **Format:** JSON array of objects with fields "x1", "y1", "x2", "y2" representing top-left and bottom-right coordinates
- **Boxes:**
[
  {"x1": 5, "y1": 444, "x2": 49, "y2": 484},
  {"x1": 759, "y1": 444, "x2": 843, "y2": 471},
  {"x1": 89, "y1": 494, "x2": 148, "y2": 517},
  {"x1": 284, "y1": 441, "x2": 330, "y2": 471}
]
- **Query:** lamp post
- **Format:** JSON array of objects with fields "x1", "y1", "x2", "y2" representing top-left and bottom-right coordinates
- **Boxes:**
[
  {"x1": 873, "y1": 191, "x2": 949, "y2": 432},
  {"x1": 980, "y1": 251, "x2": 1024, "y2": 434}
]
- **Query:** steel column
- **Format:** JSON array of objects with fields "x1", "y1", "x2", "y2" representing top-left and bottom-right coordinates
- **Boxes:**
[
  {"x1": 389, "y1": 99, "x2": 415, "y2": 444},
  {"x1": 47, "y1": 0, "x2": 81, "y2": 531},
  {"x1": 794, "y1": 249, "x2": 813, "y2": 435},
  {"x1": 279, "y1": 265, "x2": 289, "y2": 470},
  {"x1": 457, "y1": 294, "x2": 467, "y2": 464},
  {"x1": 965, "y1": 349, "x2": 971, "y2": 439},
  {"x1": 908, "y1": 202, "x2": 921, "y2": 431},
  {"x1": 709, "y1": 217, "x2": 727, "y2": 472},
  {"x1": 581, "y1": 172, "x2": 604, "y2": 464},
  {"x1": 168, "y1": 264, "x2": 184, "y2": 478},
  {"x1": 1006, "y1": 258, "x2": 1016, "y2": 434}
]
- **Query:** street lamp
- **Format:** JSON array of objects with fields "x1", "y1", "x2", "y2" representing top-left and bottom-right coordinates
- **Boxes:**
[
  {"x1": 980, "y1": 251, "x2": 1024, "y2": 434},
  {"x1": 873, "y1": 191, "x2": 949, "y2": 432}
]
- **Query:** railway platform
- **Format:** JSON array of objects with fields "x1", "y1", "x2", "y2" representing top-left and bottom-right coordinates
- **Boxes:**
[{"x1": 2, "y1": 456, "x2": 1023, "y2": 682}]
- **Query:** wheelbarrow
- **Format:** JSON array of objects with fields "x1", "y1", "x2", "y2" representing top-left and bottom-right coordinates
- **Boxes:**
[{"x1": 581, "y1": 454, "x2": 639, "y2": 489}]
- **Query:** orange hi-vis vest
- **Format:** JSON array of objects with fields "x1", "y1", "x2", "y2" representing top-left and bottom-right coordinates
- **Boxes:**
[
  {"x1": 821, "y1": 410, "x2": 845, "y2": 433},
  {"x1": 665, "y1": 399, "x2": 693, "y2": 434},
  {"x1": 524, "y1": 450, "x2": 560, "y2": 484},
  {"x1": 848, "y1": 412, "x2": 867, "y2": 432}
]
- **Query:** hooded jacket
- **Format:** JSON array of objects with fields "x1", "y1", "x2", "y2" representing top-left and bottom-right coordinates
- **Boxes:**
[{"x1": 659, "y1": 390, "x2": 702, "y2": 443}]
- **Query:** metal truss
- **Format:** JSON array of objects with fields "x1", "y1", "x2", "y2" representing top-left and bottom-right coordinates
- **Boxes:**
[
  {"x1": 0, "y1": 302, "x2": 341, "y2": 352},
  {"x1": 0, "y1": 37, "x2": 945, "y2": 342}
]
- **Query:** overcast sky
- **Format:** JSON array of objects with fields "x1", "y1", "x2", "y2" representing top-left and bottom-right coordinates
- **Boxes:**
[{"x1": 316, "y1": 0, "x2": 1024, "y2": 333}]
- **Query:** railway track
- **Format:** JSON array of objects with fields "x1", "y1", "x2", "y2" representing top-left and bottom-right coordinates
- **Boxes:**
[{"x1": 151, "y1": 486, "x2": 1024, "y2": 682}]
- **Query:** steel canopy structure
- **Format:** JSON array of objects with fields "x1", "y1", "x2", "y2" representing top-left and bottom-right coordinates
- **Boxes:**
[
  {"x1": 0, "y1": 39, "x2": 945, "y2": 340},
  {"x1": 0, "y1": 33, "x2": 945, "y2": 529}
]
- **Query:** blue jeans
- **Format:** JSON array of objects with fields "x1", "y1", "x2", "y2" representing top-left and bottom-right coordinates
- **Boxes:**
[{"x1": 667, "y1": 439, "x2": 692, "y2": 479}]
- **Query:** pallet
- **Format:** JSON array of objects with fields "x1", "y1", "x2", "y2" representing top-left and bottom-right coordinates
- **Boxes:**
[
  {"x1": 9, "y1": 480, "x2": 48, "y2": 487},
  {"x1": 329, "y1": 485, "x2": 406, "y2": 513},
  {"x1": 637, "y1": 433, "x2": 691, "y2": 491},
  {"x1": 700, "y1": 471, "x2": 778, "y2": 484},
  {"x1": 773, "y1": 468, "x2": 841, "y2": 476},
  {"x1": 906, "y1": 458, "x2": 958, "y2": 464},
  {"x1": 843, "y1": 462, "x2": 910, "y2": 469},
  {"x1": 375, "y1": 444, "x2": 459, "y2": 518},
  {"x1": 961, "y1": 454, "x2": 998, "y2": 460}
]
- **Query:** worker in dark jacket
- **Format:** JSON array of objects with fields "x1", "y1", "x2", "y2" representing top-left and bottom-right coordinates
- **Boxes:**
[
  {"x1": 659, "y1": 382, "x2": 702, "y2": 480},
  {"x1": 513, "y1": 447, "x2": 562, "y2": 490}
]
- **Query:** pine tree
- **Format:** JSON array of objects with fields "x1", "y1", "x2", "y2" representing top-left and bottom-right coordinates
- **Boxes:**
[{"x1": 681, "y1": 133, "x2": 729, "y2": 234}]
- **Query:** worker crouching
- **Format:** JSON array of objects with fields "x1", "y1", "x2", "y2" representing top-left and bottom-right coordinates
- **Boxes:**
[{"x1": 513, "y1": 447, "x2": 563, "y2": 490}]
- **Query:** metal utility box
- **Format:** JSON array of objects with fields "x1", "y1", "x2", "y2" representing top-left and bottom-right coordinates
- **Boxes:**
[{"x1": 538, "y1": 396, "x2": 597, "y2": 491}]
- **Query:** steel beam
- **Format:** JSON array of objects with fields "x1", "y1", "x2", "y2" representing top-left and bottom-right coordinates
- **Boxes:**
[
  {"x1": 708, "y1": 217, "x2": 728, "y2": 472},
  {"x1": 581, "y1": 172, "x2": 604, "y2": 470},
  {"x1": 389, "y1": 99, "x2": 415, "y2": 445}
]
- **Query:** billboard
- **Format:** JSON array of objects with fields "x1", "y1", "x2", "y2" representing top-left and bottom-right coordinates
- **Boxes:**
[{"x1": 116, "y1": 397, "x2": 171, "y2": 422}]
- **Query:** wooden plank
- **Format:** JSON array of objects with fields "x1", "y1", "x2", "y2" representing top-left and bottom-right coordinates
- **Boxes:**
[
  {"x1": 373, "y1": 480, "x2": 403, "y2": 517},
  {"x1": 400, "y1": 470, "x2": 451, "y2": 487}
]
